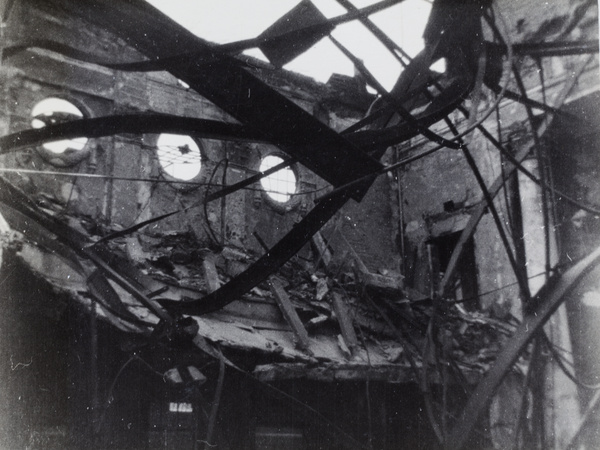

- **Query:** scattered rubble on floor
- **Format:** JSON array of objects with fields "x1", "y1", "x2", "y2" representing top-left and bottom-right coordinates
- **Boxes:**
[{"x1": 0, "y1": 190, "x2": 513, "y2": 383}]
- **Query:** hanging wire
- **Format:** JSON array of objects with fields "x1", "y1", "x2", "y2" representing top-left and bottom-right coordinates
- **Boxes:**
[
  {"x1": 538, "y1": 60, "x2": 563, "y2": 261},
  {"x1": 497, "y1": 104, "x2": 518, "y2": 244},
  {"x1": 513, "y1": 66, "x2": 553, "y2": 280},
  {"x1": 334, "y1": 1, "x2": 514, "y2": 148},
  {"x1": 447, "y1": 270, "x2": 549, "y2": 305},
  {"x1": 94, "y1": 354, "x2": 166, "y2": 434},
  {"x1": 464, "y1": 114, "x2": 600, "y2": 216},
  {"x1": 420, "y1": 13, "x2": 518, "y2": 437},
  {"x1": 219, "y1": 158, "x2": 228, "y2": 246},
  {"x1": 443, "y1": 49, "x2": 532, "y2": 300},
  {"x1": 0, "y1": 167, "x2": 324, "y2": 196},
  {"x1": 512, "y1": 339, "x2": 541, "y2": 450},
  {"x1": 543, "y1": 333, "x2": 600, "y2": 390}
]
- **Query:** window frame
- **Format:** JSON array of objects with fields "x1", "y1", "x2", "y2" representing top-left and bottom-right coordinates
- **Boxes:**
[
  {"x1": 258, "y1": 152, "x2": 301, "y2": 212},
  {"x1": 153, "y1": 133, "x2": 206, "y2": 190},
  {"x1": 29, "y1": 96, "x2": 92, "y2": 167}
]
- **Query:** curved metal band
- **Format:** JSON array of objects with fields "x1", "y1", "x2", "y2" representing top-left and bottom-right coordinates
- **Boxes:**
[
  {"x1": 159, "y1": 188, "x2": 351, "y2": 315},
  {"x1": 0, "y1": 114, "x2": 266, "y2": 152}
]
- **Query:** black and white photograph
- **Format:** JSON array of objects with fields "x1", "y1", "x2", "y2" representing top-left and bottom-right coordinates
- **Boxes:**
[{"x1": 0, "y1": 0, "x2": 599, "y2": 448}]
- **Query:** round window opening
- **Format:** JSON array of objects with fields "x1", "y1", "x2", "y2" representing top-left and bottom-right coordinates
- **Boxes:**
[
  {"x1": 259, "y1": 155, "x2": 297, "y2": 203},
  {"x1": 156, "y1": 134, "x2": 202, "y2": 181},
  {"x1": 31, "y1": 98, "x2": 88, "y2": 159}
]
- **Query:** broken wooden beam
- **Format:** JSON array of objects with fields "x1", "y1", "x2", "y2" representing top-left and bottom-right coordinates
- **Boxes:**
[
  {"x1": 311, "y1": 231, "x2": 333, "y2": 269},
  {"x1": 201, "y1": 251, "x2": 221, "y2": 294},
  {"x1": 331, "y1": 291, "x2": 358, "y2": 355},
  {"x1": 268, "y1": 277, "x2": 311, "y2": 352}
]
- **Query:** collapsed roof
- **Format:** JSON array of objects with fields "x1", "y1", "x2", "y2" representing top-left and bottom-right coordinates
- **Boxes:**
[{"x1": 0, "y1": 0, "x2": 598, "y2": 448}]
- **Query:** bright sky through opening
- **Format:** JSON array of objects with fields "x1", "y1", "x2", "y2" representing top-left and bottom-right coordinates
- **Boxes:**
[
  {"x1": 260, "y1": 155, "x2": 297, "y2": 203},
  {"x1": 146, "y1": 0, "x2": 432, "y2": 91}
]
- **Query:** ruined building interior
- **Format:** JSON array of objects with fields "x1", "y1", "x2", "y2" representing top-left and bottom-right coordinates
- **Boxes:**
[{"x1": 0, "y1": 0, "x2": 598, "y2": 449}]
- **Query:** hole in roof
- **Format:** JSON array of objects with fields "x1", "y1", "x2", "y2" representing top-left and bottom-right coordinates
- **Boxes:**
[
  {"x1": 430, "y1": 58, "x2": 446, "y2": 74},
  {"x1": 156, "y1": 134, "x2": 202, "y2": 181},
  {"x1": 259, "y1": 155, "x2": 297, "y2": 203},
  {"x1": 31, "y1": 97, "x2": 88, "y2": 154}
]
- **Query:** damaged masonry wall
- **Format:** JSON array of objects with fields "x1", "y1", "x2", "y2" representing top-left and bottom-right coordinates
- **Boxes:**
[
  {"x1": 392, "y1": 0, "x2": 599, "y2": 448},
  {"x1": 397, "y1": 0, "x2": 599, "y2": 317}
]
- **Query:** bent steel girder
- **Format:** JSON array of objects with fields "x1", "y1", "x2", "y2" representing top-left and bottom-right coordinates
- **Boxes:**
[
  {"x1": 158, "y1": 188, "x2": 352, "y2": 315},
  {"x1": 0, "y1": 0, "x2": 385, "y2": 323},
  {"x1": 3, "y1": 0, "x2": 491, "y2": 156},
  {"x1": 0, "y1": 114, "x2": 267, "y2": 151},
  {"x1": 0, "y1": 104, "x2": 460, "y2": 159},
  {"x1": 446, "y1": 244, "x2": 600, "y2": 450},
  {"x1": 3, "y1": 0, "x2": 406, "y2": 73},
  {"x1": 439, "y1": 54, "x2": 595, "y2": 449},
  {"x1": 0, "y1": 163, "x2": 350, "y2": 318}
]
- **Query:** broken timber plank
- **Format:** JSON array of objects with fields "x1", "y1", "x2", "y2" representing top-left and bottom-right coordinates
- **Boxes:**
[
  {"x1": 268, "y1": 277, "x2": 311, "y2": 352},
  {"x1": 311, "y1": 231, "x2": 333, "y2": 269},
  {"x1": 331, "y1": 291, "x2": 358, "y2": 355},
  {"x1": 201, "y1": 251, "x2": 221, "y2": 293}
]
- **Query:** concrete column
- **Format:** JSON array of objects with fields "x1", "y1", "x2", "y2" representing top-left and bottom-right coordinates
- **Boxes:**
[{"x1": 519, "y1": 157, "x2": 581, "y2": 448}]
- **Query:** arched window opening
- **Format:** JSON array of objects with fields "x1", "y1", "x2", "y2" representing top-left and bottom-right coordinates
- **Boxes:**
[
  {"x1": 156, "y1": 134, "x2": 202, "y2": 181},
  {"x1": 259, "y1": 155, "x2": 297, "y2": 203},
  {"x1": 31, "y1": 98, "x2": 88, "y2": 155}
]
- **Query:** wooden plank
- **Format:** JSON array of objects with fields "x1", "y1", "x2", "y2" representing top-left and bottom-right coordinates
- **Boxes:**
[
  {"x1": 311, "y1": 231, "x2": 333, "y2": 268},
  {"x1": 268, "y1": 277, "x2": 311, "y2": 352},
  {"x1": 201, "y1": 252, "x2": 221, "y2": 294},
  {"x1": 331, "y1": 291, "x2": 358, "y2": 354}
]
